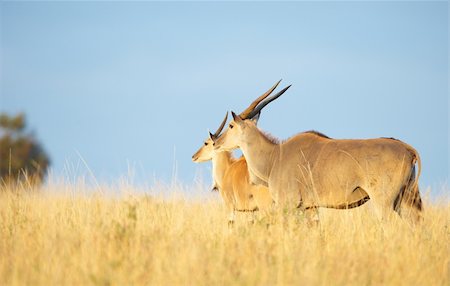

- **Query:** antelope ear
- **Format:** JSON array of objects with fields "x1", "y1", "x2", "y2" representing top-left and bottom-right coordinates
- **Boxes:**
[
  {"x1": 231, "y1": 111, "x2": 243, "y2": 123},
  {"x1": 208, "y1": 131, "x2": 214, "y2": 140}
]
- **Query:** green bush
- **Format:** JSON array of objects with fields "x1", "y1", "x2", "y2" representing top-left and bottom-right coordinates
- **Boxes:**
[{"x1": 0, "y1": 113, "x2": 50, "y2": 187}]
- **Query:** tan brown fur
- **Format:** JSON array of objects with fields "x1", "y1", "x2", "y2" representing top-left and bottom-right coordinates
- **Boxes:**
[
  {"x1": 215, "y1": 115, "x2": 423, "y2": 224},
  {"x1": 223, "y1": 157, "x2": 273, "y2": 213},
  {"x1": 192, "y1": 136, "x2": 272, "y2": 224}
]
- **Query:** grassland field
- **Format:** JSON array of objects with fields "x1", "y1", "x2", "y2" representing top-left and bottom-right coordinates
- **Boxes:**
[{"x1": 0, "y1": 181, "x2": 449, "y2": 286}]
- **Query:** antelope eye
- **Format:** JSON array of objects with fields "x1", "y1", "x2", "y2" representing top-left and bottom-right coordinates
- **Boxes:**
[
  {"x1": 204, "y1": 142, "x2": 208, "y2": 146},
  {"x1": 229, "y1": 124, "x2": 234, "y2": 129}
]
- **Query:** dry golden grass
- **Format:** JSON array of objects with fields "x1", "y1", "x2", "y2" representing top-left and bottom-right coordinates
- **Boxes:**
[{"x1": 0, "y1": 182, "x2": 448, "y2": 286}]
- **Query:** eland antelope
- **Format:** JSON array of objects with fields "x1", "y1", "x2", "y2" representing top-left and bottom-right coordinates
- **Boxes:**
[
  {"x1": 214, "y1": 86, "x2": 423, "y2": 225},
  {"x1": 192, "y1": 81, "x2": 290, "y2": 225}
]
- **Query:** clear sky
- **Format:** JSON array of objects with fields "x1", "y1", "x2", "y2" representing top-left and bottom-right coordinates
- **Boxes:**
[{"x1": 0, "y1": 1, "x2": 448, "y2": 194}]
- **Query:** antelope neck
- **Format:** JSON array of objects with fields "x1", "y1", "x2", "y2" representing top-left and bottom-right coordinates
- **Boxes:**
[
  {"x1": 211, "y1": 151, "x2": 234, "y2": 188},
  {"x1": 239, "y1": 129, "x2": 278, "y2": 183}
]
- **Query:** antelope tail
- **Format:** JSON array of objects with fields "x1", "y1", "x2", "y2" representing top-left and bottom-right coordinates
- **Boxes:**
[
  {"x1": 411, "y1": 147, "x2": 421, "y2": 196},
  {"x1": 408, "y1": 145, "x2": 423, "y2": 211},
  {"x1": 395, "y1": 143, "x2": 423, "y2": 212}
]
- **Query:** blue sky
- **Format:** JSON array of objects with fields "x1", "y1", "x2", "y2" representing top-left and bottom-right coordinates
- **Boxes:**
[{"x1": 0, "y1": 1, "x2": 448, "y2": 193}]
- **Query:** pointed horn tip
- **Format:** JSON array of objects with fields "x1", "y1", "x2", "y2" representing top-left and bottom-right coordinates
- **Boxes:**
[
  {"x1": 281, "y1": 84, "x2": 292, "y2": 92},
  {"x1": 277, "y1": 84, "x2": 292, "y2": 96},
  {"x1": 273, "y1": 79, "x2": 282, "y2": 88}
]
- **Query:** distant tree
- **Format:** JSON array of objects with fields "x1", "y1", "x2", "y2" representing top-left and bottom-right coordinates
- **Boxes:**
[{"x1": 0, "y1": 113, "x2": 50, "y2": 187}]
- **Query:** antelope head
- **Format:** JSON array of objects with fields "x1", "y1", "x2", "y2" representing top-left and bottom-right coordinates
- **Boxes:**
[
  {"x1": 214, "y1": 81, "x2": 291, "y2": 151},
  {"x1": 192, "y1": 112, "x2": 228, "y2": 162}
]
